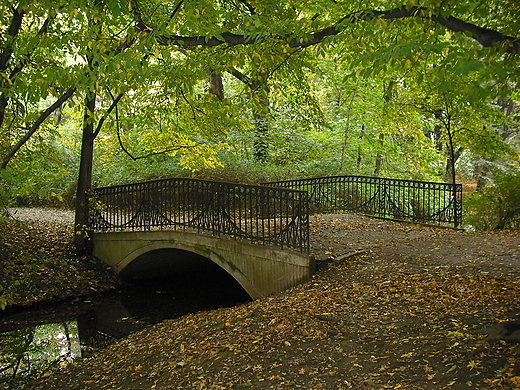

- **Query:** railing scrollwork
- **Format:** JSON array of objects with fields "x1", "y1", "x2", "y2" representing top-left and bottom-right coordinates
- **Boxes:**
[
  {"x1": 88, "y1": 178, "x2": 310, "y2": 253},
  {"x1": 88, "y1": 175, "x2": 462, "y2": 256},
  {"x1": 263, "y1": 175, "x2": 462, "y2": 228}
]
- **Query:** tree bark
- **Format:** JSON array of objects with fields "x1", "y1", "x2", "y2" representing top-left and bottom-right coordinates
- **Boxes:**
[
  {"x1": 229, "y1": 68, "x2": 271, "y2": 162},
  {"x1": 252, "y1": 82, "x2": 270, "y2": 163},
  {"x1": 475, "y1": 160, "x2": 489, "y2": 192},
  {"x1": 151, "y1": 6, "x2": 519, "y2": 53},
  {"x1": 208, "y1": 70, "x2": 224, "y2": 100},
  {"x1": 444, "y1": 133, "x2": 463, "y2": 185},
  {"x1": 374, "y1": 80, "x2": 396, "y2": 176},
  {"x1": 73, "y1": 92, "x2": 97, "y2": 254},
  {"x1": 0, "y1": 8, "x2": 25, "y2": 129},
  {"x1": 374, "y1": 133, "x2": 384, "y2": 176}
]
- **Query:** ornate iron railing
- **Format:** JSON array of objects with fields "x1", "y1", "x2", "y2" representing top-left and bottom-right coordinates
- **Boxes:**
[
  {"x1": 262, "y1": 176, "x2": 463, "y2": 227},
  {"x1": 88, "y1": 178, "x2": 310, "y2": 253}
]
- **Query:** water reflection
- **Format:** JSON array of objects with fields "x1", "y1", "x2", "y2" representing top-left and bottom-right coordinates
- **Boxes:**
[
  {"x1": 0, "y1": 269, "x2": 251, "y2": 388},
  {"x1": 0, "y1": 322, "x2": 80, "y2": 389}
]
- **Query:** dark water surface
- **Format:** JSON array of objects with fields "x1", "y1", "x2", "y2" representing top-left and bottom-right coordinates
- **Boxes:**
[{"x1": 0, "y1": 266, "x2": 251, "y2": 389}]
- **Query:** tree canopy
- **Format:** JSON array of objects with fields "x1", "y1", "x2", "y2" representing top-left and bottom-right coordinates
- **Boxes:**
[{"x1": 1, "y1": 0, "x2": 519, "y2": 239}]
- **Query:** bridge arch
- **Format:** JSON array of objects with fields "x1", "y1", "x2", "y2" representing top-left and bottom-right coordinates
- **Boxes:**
[
  {"x1": 114, "y1": 242, "x2": 261, "y2": 299},
  {"x1": 92, "y1": 230, "x2": 312, "y2": 300}
]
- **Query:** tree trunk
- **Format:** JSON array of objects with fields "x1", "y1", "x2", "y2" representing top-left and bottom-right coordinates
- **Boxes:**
[
  {"x1": 208, "y1": 70, "x2": 224, "y2": 100},
  {"x1": 357, "y1": 124, "x2": 365, "y2": 171},
  {"x1": 474, "y1": 160, "x2": 489, "y2": 192},
  {"x1": 253, "y1": 83, "x2": 270, "y2": 163},
  {"x1": 374, "y1": 133, "x2": 384, "y2": 176},
  {"x1": 444, "y1": 142, "x2": 463, "y2": 184},
  {"x1": 73, "y1": 92, "x2": 96, "y2": 254},
  {"x1": 228, "y1": 68, "x2": 270, "y2": 163},
  {"x1": 374, "y1": 79, "x2": 395, "y2": 176}
]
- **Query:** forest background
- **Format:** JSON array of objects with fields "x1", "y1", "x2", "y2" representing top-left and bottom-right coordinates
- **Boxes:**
[{"x1": 1, "y1": 0, "x2": 519, "y2": 237}]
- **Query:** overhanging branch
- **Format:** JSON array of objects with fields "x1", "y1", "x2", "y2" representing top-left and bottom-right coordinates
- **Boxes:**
[
  {"x1": 152, "y1": 6, "x2": 519, "y2": 53},
  {"x1": 1, "y1": 86, "x2": 76, "y2": 169}
]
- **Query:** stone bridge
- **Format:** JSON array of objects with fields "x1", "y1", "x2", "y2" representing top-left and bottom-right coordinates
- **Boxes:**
[
  {"x1": 92, "y1": 230, "x2": 312, "y2": 300},
  {"x1": 88, "y1": 176, "x2": 461, "y2": 299}
]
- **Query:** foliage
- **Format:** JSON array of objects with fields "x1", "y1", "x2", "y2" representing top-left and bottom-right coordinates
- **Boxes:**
[
  {"x1": 0, "y1": 0, "x2": 518, "y2": 223},
  {"x1": 5, "y1": 138, "x2": 78, "y2": 206},
  {"x1": 464, "y1": 170, "x2": 520, "y2": 230}
]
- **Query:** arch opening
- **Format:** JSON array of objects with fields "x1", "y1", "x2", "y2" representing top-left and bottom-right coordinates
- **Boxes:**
[
  {"x1": 118, "y1": 248, "x2": 252, "y2": 310},
  {"x1": 119, "y1": 248, "x2": 218, "y2": 280}
]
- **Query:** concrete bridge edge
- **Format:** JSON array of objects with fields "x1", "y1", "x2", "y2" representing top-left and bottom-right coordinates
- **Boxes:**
[{"x1": 92, "y1": 230, "x2": 313, "y2": 300}]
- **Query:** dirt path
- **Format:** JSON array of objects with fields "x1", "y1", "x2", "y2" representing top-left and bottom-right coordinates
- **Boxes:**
[
  {"x1": 7, "y1": 207, "x2": 76, "y2": 225},
  {"x1": 310, "y1": 214, "x2": 520, "y2": 278}
]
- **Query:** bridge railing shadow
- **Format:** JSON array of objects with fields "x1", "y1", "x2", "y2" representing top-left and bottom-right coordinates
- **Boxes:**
[
  {"x1": 88, "y1": 178, "x2": 310, "y2": 253},
  {"x1": 262, "y1": 175, "x2": 462, "y2": 228}
]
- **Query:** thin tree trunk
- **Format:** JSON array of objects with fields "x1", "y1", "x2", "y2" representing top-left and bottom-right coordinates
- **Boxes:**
[
  {"x1": 228, "y1": 68, "x2": 270, "y2": 162},
  {"x1": 357, "y1": 124, "x2": 365, "y2": 171},
  {"x1": 374, "y1": 133, "x2": 384, "y2": 176},
  {"x1": 340, "y1": 88, "x2": 357, "y2": 170},
  {"x1": 374, "y1": 79, "x2": 395, "y2": 176},
  {"x1": 253, "y1": 83, "x2": 270, "y2": 163}
]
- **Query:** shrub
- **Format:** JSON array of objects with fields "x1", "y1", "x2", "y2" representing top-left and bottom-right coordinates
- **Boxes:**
[{"x1": 464, "y1": 170, "x2": 520, "y2": 230}]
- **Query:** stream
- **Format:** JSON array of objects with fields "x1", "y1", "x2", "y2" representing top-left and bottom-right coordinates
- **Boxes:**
[{"x1": 0, "y1": 266, "x2": 252, "y2": 389}]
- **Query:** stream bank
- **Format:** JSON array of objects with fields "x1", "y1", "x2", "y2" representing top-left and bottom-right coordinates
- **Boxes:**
[{"x1": 0, "y1": 214, "x2": 118, "y2": 311}]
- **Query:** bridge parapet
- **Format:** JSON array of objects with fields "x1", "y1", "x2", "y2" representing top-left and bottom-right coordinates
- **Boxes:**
[
  {"x1": 263, "y1": 175, "x2": 463, "y2": 227},
  {"x1": 88, "y1": 178, "x2": 310, "y2": 253}
]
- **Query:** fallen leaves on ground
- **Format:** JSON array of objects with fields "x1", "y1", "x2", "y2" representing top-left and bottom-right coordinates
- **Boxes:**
[
  {"x1": 34, "y1": 214, "x2": 520, "y2": 390},
  {"x1": 0, "y1": 219, "x2": 117, "y2": 309},
  {"x1": 3, "y1": 212, "x2": 520, "y2": 389}
]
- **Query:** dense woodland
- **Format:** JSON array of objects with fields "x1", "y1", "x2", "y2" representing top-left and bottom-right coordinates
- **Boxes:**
[{"x1": 0, "y1": 0, "x2": 519, "y2": 234}]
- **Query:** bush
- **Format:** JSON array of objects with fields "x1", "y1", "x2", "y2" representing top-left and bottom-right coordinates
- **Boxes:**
[{"x1": 464, "y1": 170, "x2": 520, "y2": 230}]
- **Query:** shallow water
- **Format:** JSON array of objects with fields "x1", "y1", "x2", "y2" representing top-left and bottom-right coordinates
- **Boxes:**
[{"x1": 0, "y1": 269, "x2": 251, "y2": 388}]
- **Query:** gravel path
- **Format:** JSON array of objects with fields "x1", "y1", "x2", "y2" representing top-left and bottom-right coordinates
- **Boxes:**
[{"x1": 7, "y1": 207, "x2": 75, "y2": 226}]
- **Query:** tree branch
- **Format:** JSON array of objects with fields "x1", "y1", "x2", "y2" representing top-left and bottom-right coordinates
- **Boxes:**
[
  {"x1": 291, "y1": 6, "x2": 520, "y2": 52},
  {"x1": 235, "y1": 0, "x2": 256, "y2": 15},
  {"x1": 229, "y1": 67, "x2": 251, "y2": 86},
  {"x1": 94, "y1": 90, "x2": 125, "y2": 138},
  {"x1": 153, "y1": 6, "x2": 519, "y2": 53},
  {"x1": 1, "y1": 87, "x2": 76, "y2": 169},
  {"x1": 1, "y1": 9, "x2": 59, "y2": 130}
]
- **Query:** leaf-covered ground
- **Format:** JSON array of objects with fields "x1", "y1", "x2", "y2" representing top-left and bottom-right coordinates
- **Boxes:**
[
  {"x1": 19, "y1": 212, "x2": 519, "y2": 390},
  {"x1": 0, "y1": 211, "x2": 117, "y2": 310}
]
